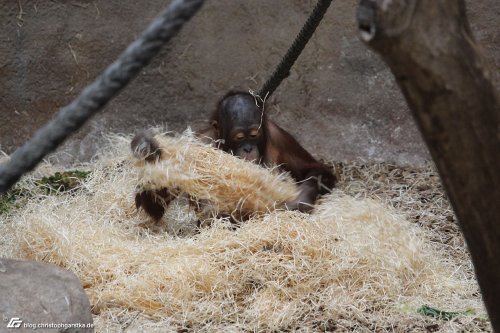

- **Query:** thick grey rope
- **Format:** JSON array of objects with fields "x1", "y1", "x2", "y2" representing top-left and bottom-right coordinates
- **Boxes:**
[{"x1": 0, "y1": 0, "x2": 204, "y2": 193}]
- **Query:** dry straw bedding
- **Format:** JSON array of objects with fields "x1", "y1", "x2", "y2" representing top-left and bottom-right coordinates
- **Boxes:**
[
  {"x1": 0, "y1": 134, "x2": 489, "y2": 332},
  {"x1": 135, "y1": 134, "x2": 299, "y2": 217}
]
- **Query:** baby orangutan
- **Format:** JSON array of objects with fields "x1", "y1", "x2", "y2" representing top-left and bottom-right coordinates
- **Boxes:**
[{"x1": 132, "y1": 91, "x2": 336, "y2": 221}]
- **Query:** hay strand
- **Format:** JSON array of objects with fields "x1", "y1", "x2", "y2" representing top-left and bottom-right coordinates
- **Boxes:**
[
  {"x1": 135, "y1": 134, "x2": 299, "y2": 216},
  {"x1": 0, "y1": 135, "x2": 488, "y2": 332}
]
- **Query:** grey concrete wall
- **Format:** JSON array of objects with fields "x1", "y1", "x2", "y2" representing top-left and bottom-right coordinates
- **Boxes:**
[{"x1": 1, "y1": 1, "x2": 498, "y2": 166}]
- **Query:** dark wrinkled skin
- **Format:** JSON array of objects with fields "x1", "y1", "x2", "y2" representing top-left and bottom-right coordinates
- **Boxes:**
[{"x1": 132, "y1": 91, "x2": 336, "y2": 221}]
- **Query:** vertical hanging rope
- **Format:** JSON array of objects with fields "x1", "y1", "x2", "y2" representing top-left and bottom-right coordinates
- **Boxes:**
[
  {"x1": 258, "y1": 0, "x2": 333, "y2": 100},
  {"x1": 0, "y1": 0, "x2": 204, "y2": 193}
]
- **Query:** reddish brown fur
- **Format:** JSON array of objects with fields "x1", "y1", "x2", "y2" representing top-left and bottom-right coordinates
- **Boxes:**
[
  {"x1": 134, "y1": 188, "x2": 174, "y2": 221},
  {"x1": 132, "y1": 91, "x2": 336, "y2": 220},
  {"x1": 199, "y1": 91, "x2": 336, "y2": 212}
]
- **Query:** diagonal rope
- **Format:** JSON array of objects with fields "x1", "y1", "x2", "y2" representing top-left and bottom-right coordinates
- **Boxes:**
[
  {"x1": 0, "y1": 0, "x2": 204, "y2": 193},
  {"x1": 258, "y1": 0, "x2": 333, "y2": 100}
]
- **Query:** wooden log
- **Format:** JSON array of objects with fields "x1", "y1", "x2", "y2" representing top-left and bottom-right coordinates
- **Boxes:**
[{"x1": 356, "y1": 0, "x2": 500, "y2": 330}]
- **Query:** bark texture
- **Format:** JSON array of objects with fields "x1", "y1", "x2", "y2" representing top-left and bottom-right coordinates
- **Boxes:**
[{"x1": 357, "y1": 0, "x2": 500, "y2": 330}]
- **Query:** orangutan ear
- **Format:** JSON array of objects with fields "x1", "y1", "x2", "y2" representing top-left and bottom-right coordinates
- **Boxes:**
[{"x1": 211, "y1": 120, "x2": 218, "y2": 131}]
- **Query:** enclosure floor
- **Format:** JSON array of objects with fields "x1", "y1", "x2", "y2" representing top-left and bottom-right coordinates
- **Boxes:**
[{"x1": 0, "y1": 159, "x2": 490, "y2": 332}]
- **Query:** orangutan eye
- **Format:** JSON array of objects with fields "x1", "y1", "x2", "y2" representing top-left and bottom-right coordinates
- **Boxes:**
[
  {"x1": 249, "y1": 129, "x2": 260, "y2": 138},
  {"x1": 233, "y1": 132, "x2": 245, "y2": 141}
]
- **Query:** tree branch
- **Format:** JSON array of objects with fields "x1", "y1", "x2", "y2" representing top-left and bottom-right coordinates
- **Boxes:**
[{"x1": 357, "y1": 0, "x2": 500, "y2": 330}]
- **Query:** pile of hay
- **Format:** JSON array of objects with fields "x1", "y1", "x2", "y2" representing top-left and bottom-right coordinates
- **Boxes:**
[
  {"x1": 135, "y1": 134, "x2": 298, "y2": 216},
  {"x1": 331, "y1": 162, "x2": 470, "y2": 263},
  {"x1": 0, "y1": 135, "x2": 488, "y2": 332}
]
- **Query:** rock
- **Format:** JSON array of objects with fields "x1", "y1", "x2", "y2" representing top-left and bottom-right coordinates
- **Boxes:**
[{"x1": 0, "y1": 259, "x2": 93, "y2": 333}]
